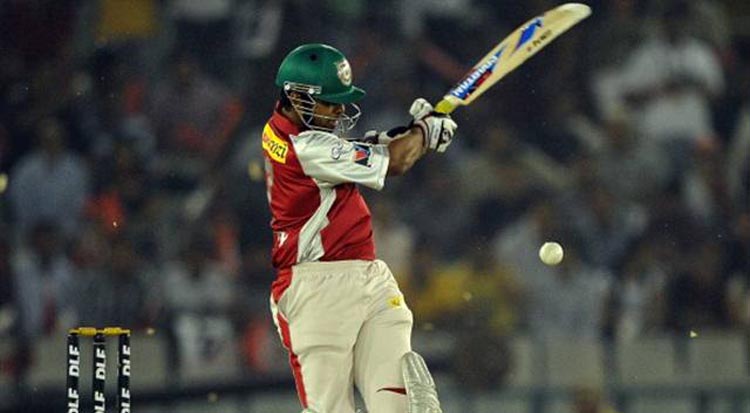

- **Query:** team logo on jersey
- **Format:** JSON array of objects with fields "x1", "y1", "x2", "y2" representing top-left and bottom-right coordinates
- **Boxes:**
[
  {"x1": 262, "y1": 124, "x2": 288, "y2": 164},
  {"x1": 388, "y1": 295, "x2": 403, "y2": 308},
  {"x1": 336, "y1": 59, "x2": 352, "y2": 86},
  {"x1": 352, "y1": 143, "x2": 372, "y2": 167},
  {"x1": 275, "y1": 231, "x2": 289, "y2": 247}
]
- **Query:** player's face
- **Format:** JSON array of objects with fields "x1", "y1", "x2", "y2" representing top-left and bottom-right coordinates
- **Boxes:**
[{"x1": 312, "y1": 99, "x2": 344, "y2": 131}]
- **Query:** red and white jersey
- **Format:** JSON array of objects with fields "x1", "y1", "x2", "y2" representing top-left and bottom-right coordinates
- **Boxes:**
[{"x1": 262, "y1": 109, "x2": 390, "y2": 270}]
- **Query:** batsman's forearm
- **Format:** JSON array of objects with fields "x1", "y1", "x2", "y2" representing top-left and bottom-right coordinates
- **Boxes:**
[{"x1": 387, "y1": 127, "x2": 427, "y2": 176}]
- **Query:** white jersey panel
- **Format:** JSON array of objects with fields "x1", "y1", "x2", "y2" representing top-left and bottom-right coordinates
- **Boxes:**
[
  {"x1": 292, "y1": 131, "x2": 389, "y2": 190},
  {"x1": 297, "y1": 185, "x2": 336, "y2": 263}
]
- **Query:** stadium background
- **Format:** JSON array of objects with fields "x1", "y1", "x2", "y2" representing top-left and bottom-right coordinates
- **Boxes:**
[{"x1": 0, "y1": 0, "x2": 749, "y2": 412}]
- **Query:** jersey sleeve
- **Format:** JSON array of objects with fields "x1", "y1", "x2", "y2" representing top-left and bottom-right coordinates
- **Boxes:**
[{"x1": 291, "y1": 130, "x2": 390, "y2": 190}]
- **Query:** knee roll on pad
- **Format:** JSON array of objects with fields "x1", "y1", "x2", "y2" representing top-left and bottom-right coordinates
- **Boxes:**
[{"x1": 401, "y1": 351, "x2": 443, "y2": 413}]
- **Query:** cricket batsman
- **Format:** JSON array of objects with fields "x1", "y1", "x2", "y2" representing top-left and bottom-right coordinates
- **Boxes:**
[{"x1": 262, "y1": 43, "x2": 456, "y2": 413}]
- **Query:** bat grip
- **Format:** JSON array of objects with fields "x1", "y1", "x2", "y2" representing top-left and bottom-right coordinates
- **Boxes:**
[{"x1": 434, "y1": 99, "x2": 456, "y2": 114}]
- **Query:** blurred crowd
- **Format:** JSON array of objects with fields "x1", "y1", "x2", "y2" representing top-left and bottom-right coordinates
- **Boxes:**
[{"x1": 0, "y1": 0, "x2": 748, "y2": 392}]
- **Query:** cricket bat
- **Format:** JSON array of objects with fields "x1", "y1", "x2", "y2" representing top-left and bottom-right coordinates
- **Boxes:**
[{"x1": 435, "y1": 3, "x2": 592, "y2": 114}]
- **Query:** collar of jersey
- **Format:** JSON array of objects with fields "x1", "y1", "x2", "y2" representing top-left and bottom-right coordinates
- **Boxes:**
[{"x1": 272, "y1": 104, "x2": 303, "y2": 137}]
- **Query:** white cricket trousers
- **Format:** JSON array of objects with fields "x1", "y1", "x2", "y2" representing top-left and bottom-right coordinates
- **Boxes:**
[{"x1": 270, "y1": 259, "x2": 413, "y2": 413}]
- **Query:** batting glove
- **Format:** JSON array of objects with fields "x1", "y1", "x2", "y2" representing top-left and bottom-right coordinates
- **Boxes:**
[
  {"x1": 409, "y1": 98, "x2": 434, "y2": 121},
  {"x1": 414, "y1": 113, "x2": 457, "y2": 153}
]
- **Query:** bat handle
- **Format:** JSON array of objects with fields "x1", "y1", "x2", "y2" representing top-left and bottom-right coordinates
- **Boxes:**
[{"x1": 434, "y1": 99, "x2": 457, "y2": 114}]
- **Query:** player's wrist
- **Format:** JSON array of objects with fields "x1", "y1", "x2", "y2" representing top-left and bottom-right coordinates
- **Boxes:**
[{"x1": 411, "y1": 124, "x2": 429, "y2": 153}]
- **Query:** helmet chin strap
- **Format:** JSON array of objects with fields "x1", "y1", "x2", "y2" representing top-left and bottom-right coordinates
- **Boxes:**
[{"x1": 283, "y1": 83, "x2": 361, "y2": 134}]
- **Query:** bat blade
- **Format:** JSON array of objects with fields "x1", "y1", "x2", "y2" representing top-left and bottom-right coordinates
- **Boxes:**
[{"x1": 435, "y1": 3, "x2": 592, "y2": 114}]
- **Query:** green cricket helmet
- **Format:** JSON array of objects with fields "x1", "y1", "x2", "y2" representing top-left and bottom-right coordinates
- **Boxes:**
[{"x1": 276, "y1": 44, "x2": 364, "y2": 133}]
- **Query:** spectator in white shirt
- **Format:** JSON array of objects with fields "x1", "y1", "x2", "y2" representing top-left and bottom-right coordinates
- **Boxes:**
[
  {"x1": 162, "y1": 233, "x2": 238, "y2": 378},
  {"x1": 9, "y1": 117, "x2": 90, "y2": 241},
  {"x1": 12, "y1": 222, "x2": 77, "y2": 338},
  {"x1": 602, "y1": 0, "x2": 724, "y2": 182},
  {"x1": 163, "y1": 234, "x2": 235, "y2": 316}
]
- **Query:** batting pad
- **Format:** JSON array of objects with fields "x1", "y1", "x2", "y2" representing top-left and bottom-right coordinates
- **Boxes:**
[{"x1": 401, "y1": 351, "x2": 443, "y2": 413}]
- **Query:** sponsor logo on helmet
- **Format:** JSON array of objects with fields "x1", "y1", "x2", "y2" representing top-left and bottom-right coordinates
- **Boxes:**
[{"x1": 336, "y1": 59, "x2": 352, "y2": 86}]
